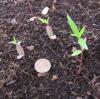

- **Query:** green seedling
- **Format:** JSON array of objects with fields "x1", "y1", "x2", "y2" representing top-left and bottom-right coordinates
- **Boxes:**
[
  {"x1": 38, "y1": 17, "x2": 49, "y2": 25},
  {"x1": 29, "y1": 14, "x2": 56, "y2": 39},
  {"x1": 67, "y1": 15, "x2": 88, "y2": 56},
  {"x1": 8, "y1": 36, "x2": 24, "y2": 59},
  {"x1": 38, "y1": 17, "x2": 56, "y2": 39},
  {"x1": 9, "y1": 36, "x2": 17, "y2": 45},
  {"x1": 67, "y1": 15, "x2": 88, "y2": 71}
]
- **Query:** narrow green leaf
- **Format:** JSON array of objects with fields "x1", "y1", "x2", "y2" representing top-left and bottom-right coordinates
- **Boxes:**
[
  {"x1": 71, "y1": 50, "x2": 82, "y2": 56},
  {"x1": 38, "y1": 17, "x2": 49, "y2": 25},
  {"x1": 79, "y1": 27, "x2": 85, "y2": 38},
  {"x1": 67, "y1": 15, "x2": 80, "y2": 38},
  {"x1": 78, "y1": 38, "x2": 88, "y2": 50}
]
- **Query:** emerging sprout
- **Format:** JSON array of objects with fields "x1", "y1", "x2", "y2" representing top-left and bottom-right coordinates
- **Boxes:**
[
  {"x1": 38, "y1": 17, "x2": 57, "y2": 39},
  {"x1": 67, "y1": 15, "x2": 88, "y2": 56},
  {"x1": 8, "y1": 36, "x2": 25, "y2": 59},
  {"x1": 34, "y1": 58, "x2": 51, "y2": 73},
  {"x1": 27, "y1": 12, "x2": 57, "y2": 39},
  {"x1": 41, "y1": 7, "x2": 49, "y2": 15}
]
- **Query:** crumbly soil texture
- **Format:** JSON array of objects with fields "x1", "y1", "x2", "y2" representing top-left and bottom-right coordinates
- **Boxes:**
[{"x1": 0, "y1": 0, "x2": 100, "y2": 99}]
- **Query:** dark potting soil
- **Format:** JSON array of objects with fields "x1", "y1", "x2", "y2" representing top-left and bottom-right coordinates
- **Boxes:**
[{"x1": 0, "y1": 0, "x2": 100, "y2": 99}]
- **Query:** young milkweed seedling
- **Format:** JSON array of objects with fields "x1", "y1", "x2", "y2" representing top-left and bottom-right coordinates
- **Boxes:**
[
  {"x1": 28, "y1": 16, "x2": 56, "y2": 39},
  {"x1": 8, "y1": 36, "x2": 25, "y2": 59},
  {"x1": 38, "y1": 17, "x2": 57, "y2": 39},
  {"x1": 67, "y1": 15, "x2": 88, "y2": 70}
]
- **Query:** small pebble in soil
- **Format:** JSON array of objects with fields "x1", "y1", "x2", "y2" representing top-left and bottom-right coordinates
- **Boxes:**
[
  {"x1": 10, "y1": 18, "x2": 17, "y2": 25},
  {"x1": 50, "y1": 35, "x2": 57, "y2": 40},
  {"x1": 51, "y1": 75, "x2": 58, "y2": 81},
  {"x1": 0, "y1": 79, "x2": 5, "y2": 88},
  {"x1": 0, "y1": 52, "x2": 2, "y2": 55},
  {"x1": 26, "y1": 45, "x2": 34, "y2": 51},
  {"x1": 76, "y1": 97, "x2": 82, "y2": 99}
]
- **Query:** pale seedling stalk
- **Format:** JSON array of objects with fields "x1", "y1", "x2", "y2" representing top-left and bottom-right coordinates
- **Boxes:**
[
  {"x1": 8, "y1": 36, "x2": 25, "y2": 59},
  {"x1": 67, "y1": 15, "x2": 88, "y2": 71}
]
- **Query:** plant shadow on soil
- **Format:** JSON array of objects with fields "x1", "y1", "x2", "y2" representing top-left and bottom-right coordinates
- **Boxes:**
[{"x1": 0, "y1": 0, "x2": 100, "y2": 99}]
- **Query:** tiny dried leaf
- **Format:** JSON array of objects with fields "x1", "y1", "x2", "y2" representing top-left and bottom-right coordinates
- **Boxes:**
[{"x1": 26, "y1": 45, "x2": 34, "y2": 51}]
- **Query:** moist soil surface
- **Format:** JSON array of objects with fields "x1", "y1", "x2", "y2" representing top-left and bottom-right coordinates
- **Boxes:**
[{"x1": 0, "y1": 0, "x2": 100, "y2": 99}]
